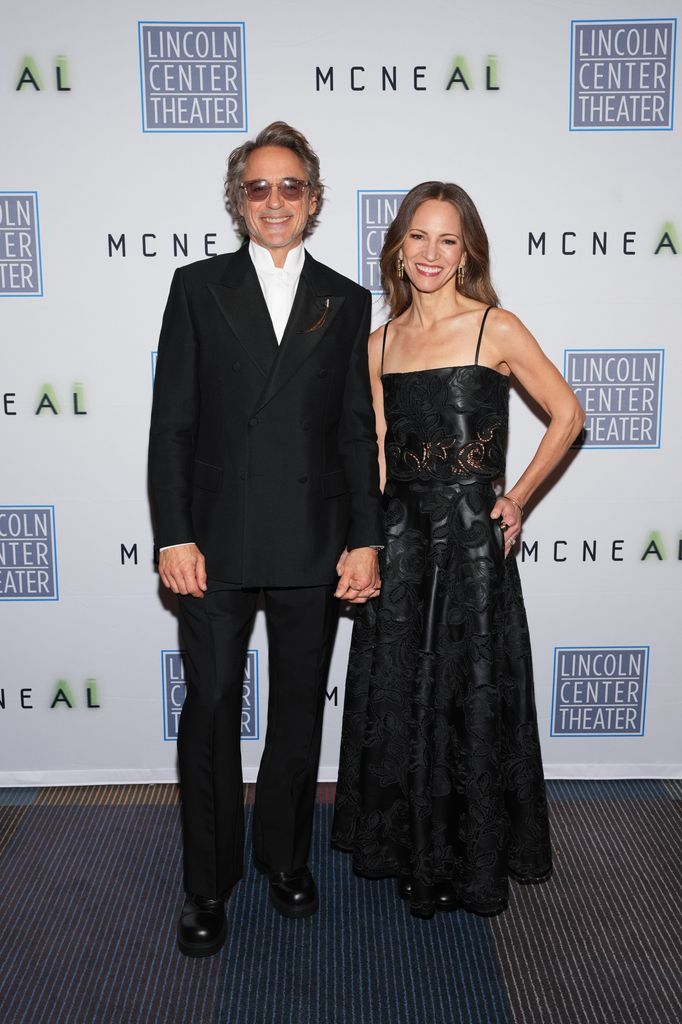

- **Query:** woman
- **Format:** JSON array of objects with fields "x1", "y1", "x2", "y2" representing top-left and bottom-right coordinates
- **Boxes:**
[{"x1": 332, "y1": 182, "x2": 584, "y2": 918}]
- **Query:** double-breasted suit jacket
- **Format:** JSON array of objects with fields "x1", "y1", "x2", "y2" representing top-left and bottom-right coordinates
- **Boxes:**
[{"x1": 149, "y1": 243, "x2": 383, "y2": 584}]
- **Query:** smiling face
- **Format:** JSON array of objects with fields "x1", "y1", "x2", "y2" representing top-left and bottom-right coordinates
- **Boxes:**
[
  {"x1": 238, "y1": 145, "x2": 317, "y2": 265},
  {"x1": 400, "y1": 199, "x2": 465, "y2": 293}
]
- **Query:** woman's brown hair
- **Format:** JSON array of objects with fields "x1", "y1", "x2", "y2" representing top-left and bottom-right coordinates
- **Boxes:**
[{"x1": 380, "y1": 181, "x2": 499, "y2": 317}]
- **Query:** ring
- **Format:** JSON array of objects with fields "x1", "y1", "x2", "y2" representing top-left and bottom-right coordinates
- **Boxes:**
[
  {"x1": 499, "y1": 521, "x2": 508, "y2": 532},
  {"x1": 508, "y1": 537, "x2": 516, "y2": 546}
]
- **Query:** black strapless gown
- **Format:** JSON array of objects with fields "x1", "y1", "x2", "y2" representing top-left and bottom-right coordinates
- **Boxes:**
[{"x1": 332, "y1": 364, "x2": 552, "y2": 917}]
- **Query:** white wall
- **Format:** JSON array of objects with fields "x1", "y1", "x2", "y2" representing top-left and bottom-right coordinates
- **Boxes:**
[{"x1": 1, "y1": 0, "x2": 679, "y2": 784}]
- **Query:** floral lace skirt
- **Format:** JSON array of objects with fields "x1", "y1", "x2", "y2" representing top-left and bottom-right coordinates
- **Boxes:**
[{"x1": 332, "y1": 480, "x2": 552, "y2": 917}]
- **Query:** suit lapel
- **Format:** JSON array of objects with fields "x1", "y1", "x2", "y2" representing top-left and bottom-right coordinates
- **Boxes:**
[
  {"x1": 253, "y1": 256, "x2": 345, "y2": 413},
  {"x1": 207, "y1": 246, "x2": 278, "y2": 377}
]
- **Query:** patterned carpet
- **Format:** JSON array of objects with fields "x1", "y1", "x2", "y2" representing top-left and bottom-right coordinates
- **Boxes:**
[{"x1": 0, "y1": 780, "x2": 679, "y2": 1024}]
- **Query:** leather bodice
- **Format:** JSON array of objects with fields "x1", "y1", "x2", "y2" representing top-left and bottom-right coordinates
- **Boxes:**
[{"x1": 382, "y1": 365, "x2": 509, "y2": 485}]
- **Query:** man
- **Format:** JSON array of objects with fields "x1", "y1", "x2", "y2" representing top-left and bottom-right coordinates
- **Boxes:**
[{"x1": 148, "y1": 122, "x2": 383, "y2": 957}]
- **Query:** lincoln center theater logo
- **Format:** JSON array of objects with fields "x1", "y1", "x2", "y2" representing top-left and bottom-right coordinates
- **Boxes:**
[
  {"x1": 357, "y1": 191, "x2": 406, "y2": 292},
  {"x1": 162, "y1": 649, "x2": 259, "y2": 740},
  {"x1": 0, "y1": 192, "x2": 43, "y2": 296},
  {"x1": 551, "y1": 646, "x2": 649, "y2": 736},
  {"x1": 570, "y1": 18, "x2": 677, "y2": 130},
  {"x1": 138, "y1": 21, "x2": 247, "y2": 132},
  {"x1": 565, "y1": 349, "x2": 664, "y2": 448},
  {"x1": 0, "y1": 506, "x2": 58, "y2": 600}
]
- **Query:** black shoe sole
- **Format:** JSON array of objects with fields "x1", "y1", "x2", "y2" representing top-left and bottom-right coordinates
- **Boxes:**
[
  {"x1": 398, "y1": 883, "x2": 458, "y2": 913},
  {"x1": 177, "y1": 921, "x2": 228, "y2": 957},
  {"x1": 407, "y1": 902, "x2": 459, "y2": 918},
  {"x1": 269, "y1": 891, "x2": 319, "y2": 918}
]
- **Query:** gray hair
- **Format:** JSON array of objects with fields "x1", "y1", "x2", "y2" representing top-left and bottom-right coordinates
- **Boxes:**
[{"x1": 224, "y1": 121, "x2": 324, "y2": 237}]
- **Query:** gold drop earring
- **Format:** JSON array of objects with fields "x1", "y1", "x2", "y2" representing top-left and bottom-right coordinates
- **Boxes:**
[
  {"x1": 457, "y1": 263, "x2": 465, "y2": 286},
  {"x1": 397, "y1": 256, "x2": 404, "y2": 280}
]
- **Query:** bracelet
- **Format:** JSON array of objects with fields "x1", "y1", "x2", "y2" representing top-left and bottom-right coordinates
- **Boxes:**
[{"x1": 504, "y1": 494, "x2": 524, "y2": 518}]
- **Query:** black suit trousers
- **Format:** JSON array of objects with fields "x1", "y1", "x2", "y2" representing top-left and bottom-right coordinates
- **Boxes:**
[{"x1": 177, "y1": 581, "x2": 338, "y2": 898}]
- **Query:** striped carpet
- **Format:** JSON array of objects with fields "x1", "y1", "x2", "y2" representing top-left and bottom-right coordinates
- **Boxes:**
[{"x1": 0, "y1": 780, "x2": 679, "y2": 1024}]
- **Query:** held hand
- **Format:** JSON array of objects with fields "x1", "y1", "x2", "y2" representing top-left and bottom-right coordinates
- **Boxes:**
[
  {"x1": 158, "y1": 543, "x2": 207, "y2": 598},
  {"x1": 335, "y1": 547, "x2": 381, "y2": 604},
  {"x1": 490, "y1": 496, "x2": 523, "y2": 558},
  {"x1": 335, "y1": 548, "x2": 349, "y2": 577}
]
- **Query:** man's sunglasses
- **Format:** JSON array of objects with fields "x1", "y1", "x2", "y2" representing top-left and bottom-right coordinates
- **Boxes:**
[{"x1": 240, "y1": 178, "x2": 310, "y2": 202}]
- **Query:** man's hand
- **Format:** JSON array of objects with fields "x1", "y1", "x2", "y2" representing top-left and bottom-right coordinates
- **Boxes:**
[
  {"x1": 158, "y1": 543, "x2": 207, "y2": 598},
  {"x1": 335, "y1": 547, "x2": 381, "y2": 604}
]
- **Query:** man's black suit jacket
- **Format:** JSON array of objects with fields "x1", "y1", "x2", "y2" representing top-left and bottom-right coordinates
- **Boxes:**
[{"x1": 148, "y1": 244, "x2": 383, "y2": 587}]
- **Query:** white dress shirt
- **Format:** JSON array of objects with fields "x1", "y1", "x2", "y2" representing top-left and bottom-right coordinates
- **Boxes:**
[
  {"x1": 249, "y1": 240, "x2": 305, "y2": 343},
  {"x1": 160, "y1": 241, "x2": 304, "y2": 551}
]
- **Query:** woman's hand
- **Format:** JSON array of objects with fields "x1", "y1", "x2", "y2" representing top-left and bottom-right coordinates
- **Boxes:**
[
  {"x1": 490, "y1": 495, "x2": 522, "y2": 558},
  {"x1": 335, "y1": 547, "x2": 381, "y2": 603}
]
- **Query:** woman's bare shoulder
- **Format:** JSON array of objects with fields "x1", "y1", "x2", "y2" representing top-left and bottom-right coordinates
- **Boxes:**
[
  {"x1": 368, "y1": 321, "x2": 391, "y2": 351},
  {"x1": 370, "y1": 321, "x2": 390, "y2": 341},
  {"x1": 486, "y1": 306, "x2": 525, "y2": 334},
  {"x1": 368, "y1": 321, "x2": 391, "y2": 372},
  {"x1": 485, "y1": 306, "x2": 539, "y2": 350}
]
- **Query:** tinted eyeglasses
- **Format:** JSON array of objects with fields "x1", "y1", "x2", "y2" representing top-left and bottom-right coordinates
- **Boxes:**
[{"x1": 240, "y1": 178, "x2": 310, "y2": 202}]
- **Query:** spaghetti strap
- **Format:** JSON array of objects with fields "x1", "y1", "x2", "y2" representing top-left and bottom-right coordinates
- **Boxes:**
[
  {"x1": 380, "y1": 321, "x2": 391, "y2": 376},
  {"x1": 474, "y1": 306, "x2": 494, "y2": 366}
]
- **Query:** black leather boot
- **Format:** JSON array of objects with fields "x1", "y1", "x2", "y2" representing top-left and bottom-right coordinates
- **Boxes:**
[
  {"x1": 269, "y1": 867, "x2": 318, "y2": 918},
  {"x1": 177, "y1": 894, "x2": 227, "y2": 957}
]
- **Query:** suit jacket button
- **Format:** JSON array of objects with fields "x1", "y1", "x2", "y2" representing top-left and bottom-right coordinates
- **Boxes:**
[
  {"x1": 232, "y1": 361, "x2": 241, "y2": 371},
  {"x1": 239, "y1": 471, "x2": 246, "y2": 480},
  {"x1": 248, "y1": 417, "x2": 258, "y2": 427},
  {"x1": 301, "y1": 419, "x2": 310, "y2": 430},
  {"x1": 318, "y1": 369, "x2": 327, "y2": 379},
  {"x1": 298, "y1": 475, "x2": 309, "y2": 484}
]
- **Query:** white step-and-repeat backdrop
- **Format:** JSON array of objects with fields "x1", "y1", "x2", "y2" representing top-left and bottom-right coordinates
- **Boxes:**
[{"x1": 2, "y1": 0, "x2": 680, "y2": 784}]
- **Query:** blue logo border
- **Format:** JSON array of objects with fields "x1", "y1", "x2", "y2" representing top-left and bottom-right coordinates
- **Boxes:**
[
  {"x1": 161, "y1": 647, "x2": 259, "y2": 741},
  {"x1": 564, "y1": 347, "x2": 665, "y2": 450},
  {"x1": 160, "y1": 649, "x2": 185, "y2": 742},
  {"x1": 138, "y1": 20, "x2": 248, "y2": 134},
  {"x1": 0, "y1": 191, "x2": 44, "y2": 297},
  {"x1": 569, "y1": 17, "x2": 677, "y2": 132},
  {"x1": 550, "y1": 644, "x2": 650, "y2": 737},
  {"x1": 356, "y1": 189, "x2": 408, "y2": 294},
  {"x1": 241, "y1": 649, "x2": 260, "y2": 741},
  {"x1": 0, "y1": 504, "x2": 58, "y2": 601}
]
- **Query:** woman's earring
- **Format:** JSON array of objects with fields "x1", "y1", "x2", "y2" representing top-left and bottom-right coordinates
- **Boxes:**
[
  {"x1": 457, "y1": 264, "x2": 465, "y2": 286},
  {"x1": 397, "y1": 256, "x2": 404, "y2": 280}
]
